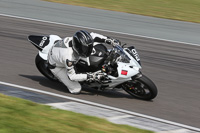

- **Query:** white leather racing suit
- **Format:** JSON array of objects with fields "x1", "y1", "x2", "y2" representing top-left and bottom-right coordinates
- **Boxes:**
[{"x1": 48, "y1": 32, "x2": 109, "y2": 93}]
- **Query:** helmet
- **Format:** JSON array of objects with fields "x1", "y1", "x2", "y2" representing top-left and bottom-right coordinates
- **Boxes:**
[{"x1": 72, "y1": 30, "x2": 94, "y2": 57}]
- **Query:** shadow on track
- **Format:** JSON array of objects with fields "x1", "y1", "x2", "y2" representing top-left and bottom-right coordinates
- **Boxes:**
[
  {"x1": 19, "y1": 74, "x2": 68, "y2": 93},
  {"x1": 19, "y1": 74, "x2": 136, "y2": 99}
]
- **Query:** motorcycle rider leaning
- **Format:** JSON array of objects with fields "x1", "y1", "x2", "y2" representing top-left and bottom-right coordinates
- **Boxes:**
[{"x1": 48, "y1": 30, "x2": 118, "y2": 94}]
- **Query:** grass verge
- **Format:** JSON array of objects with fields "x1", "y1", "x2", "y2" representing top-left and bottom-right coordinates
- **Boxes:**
[
  {"x1": 0, "y1": 93, "x2": 153, "y2": 133},
  {"x1": 44, "y1": 0, "x2": 200, "y2": 23}
]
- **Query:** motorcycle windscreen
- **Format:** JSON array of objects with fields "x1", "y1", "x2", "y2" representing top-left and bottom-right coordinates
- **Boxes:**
[{"x1": 28, "y1": 35, "x2": 50, "y2": 51}]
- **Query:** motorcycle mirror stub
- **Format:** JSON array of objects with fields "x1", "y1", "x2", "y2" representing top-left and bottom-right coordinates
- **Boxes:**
[{"x1": 121, "y1": 70, "x2": 128, "y2": 75}]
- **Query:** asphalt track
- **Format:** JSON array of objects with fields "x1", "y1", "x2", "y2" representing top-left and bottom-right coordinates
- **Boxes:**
[
  {"x1": 0, "y1": 15, "x2": 200, "y2": 128},
  {"x1": 1, "y1": 0, "x2": 200, "y2": 45}
]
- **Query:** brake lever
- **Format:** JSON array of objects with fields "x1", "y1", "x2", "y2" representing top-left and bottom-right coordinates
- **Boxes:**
[{"x1": 122, "y1": 43, "x2": 127, "y2": 48}]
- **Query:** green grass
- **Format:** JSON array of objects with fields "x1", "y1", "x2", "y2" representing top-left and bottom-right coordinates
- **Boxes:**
[
  {"x1": 0, "y1": 93, "x2": 153, "y2": 133},
  {"x1": 44, "y1": 0, "x2": 200, "y2": 23}
]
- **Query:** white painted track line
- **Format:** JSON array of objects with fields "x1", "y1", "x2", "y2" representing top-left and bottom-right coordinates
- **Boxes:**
[
  {"x1": 0, "y1": 13, "x2": 200, "y2": 47},
  {"x1": 0, "y1": 81, "x2": 200, "y2": 132}
]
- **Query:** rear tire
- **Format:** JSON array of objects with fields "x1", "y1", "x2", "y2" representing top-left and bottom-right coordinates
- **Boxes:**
[
  {"x1": 122, "y1": 75, "x2": 157, "y2": 100},
  {"x1": 35, "y1": 54, "x2": 58, "y2": 82}
]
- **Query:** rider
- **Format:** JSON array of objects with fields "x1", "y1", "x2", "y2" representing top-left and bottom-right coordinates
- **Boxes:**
[{"x1": 48, "y1": 30, "x2": 118, "y2": 94}]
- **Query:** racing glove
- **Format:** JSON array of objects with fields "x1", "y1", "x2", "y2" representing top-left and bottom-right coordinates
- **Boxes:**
[
  {"x1": 105, "y1": 38, "x2": 121, "y2": 46},
  {"x1": 87, "y1": 71, "x2": 106, "y2": 82}
]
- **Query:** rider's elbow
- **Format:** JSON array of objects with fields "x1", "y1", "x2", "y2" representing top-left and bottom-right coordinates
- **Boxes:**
[{"x1": 68, "y1": 74, "x2": 77, "y2": 81}]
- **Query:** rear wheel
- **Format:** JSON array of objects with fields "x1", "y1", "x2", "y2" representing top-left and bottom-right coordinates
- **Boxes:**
[
  {"x1": 35, "y1": 54, "x2": 58, "y2": 82},
  {"x1": 122, "y1": 75, "x2": 157, "y2": 100}
]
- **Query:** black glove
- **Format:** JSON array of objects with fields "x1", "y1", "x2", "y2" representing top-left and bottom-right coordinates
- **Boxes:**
[{"x1": 105, "y1": 38, "x2": 113, "y2": 45}]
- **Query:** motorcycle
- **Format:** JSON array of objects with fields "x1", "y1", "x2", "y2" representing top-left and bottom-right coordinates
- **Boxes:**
[{"x1": 28, "y1": 34, "x2": 157, "y2": 100}]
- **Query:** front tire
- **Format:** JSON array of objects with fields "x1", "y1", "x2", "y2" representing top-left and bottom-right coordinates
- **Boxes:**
[
  {"x1": 122, "y1": 75, "x2": 157, "y2": 100},
  {"x1": 35, "y1": 54, "x2": 58, "y2": 82}
]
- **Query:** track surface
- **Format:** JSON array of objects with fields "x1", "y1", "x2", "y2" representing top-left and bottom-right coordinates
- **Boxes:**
[
  {"x1": 1, "y1": 0, "x2": 200, "y2": 45},
  {"x1": 0, "y1": 15, "x2": 200, "y2": 128}
]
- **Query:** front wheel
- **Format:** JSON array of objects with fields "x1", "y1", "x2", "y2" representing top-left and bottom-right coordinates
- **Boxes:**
[{"x1": 122, "y1": 75, "x2": 157, "y2": 100}]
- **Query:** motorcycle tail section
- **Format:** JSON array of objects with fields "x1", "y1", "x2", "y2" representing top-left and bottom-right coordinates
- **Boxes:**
[{"x1": 28, "y1": 35, "x2": 61, "y2": 60}]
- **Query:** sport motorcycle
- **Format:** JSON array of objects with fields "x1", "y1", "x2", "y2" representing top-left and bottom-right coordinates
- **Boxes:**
[{"x1": 28, "y1": 34, "x2": 157, "y2": 100}]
